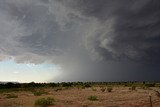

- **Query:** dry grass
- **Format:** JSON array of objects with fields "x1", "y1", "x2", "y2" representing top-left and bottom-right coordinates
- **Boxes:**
[{"x1": 0, "y1": 87, "x2": 160, "y2": 107}]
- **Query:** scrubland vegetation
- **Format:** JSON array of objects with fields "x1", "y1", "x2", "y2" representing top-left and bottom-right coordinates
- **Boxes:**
[{"x1": 0, "y1": 81, "x2": 160, "y2": 107}]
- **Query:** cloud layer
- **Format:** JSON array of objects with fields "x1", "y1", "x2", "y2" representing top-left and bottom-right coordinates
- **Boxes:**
[{"x1": 0, "y1": 0, "x2": 160, "y2": 81}]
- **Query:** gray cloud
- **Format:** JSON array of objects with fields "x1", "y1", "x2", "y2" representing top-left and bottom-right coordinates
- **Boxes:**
[{"x1": 0, "y1": 0, "x2": 160, "y2": 81}]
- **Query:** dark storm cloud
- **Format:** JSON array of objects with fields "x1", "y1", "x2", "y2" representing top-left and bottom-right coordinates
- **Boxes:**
[
  {"x1": 59, "y1": 0, "x2": 160, "y2": 63},
  {"x1": 0, "y1": 0, "x2": 160, "y2": 81}
]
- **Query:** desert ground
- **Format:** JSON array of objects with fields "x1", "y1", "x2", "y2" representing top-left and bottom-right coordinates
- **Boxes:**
[{"x1": 0, "y1": 86, "x2": 160, "y2": 107}]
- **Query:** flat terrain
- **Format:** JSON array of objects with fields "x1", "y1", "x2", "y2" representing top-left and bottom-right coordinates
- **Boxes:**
[{"x1": 0, "y1": 87, "x2": 160, "y2": 107}]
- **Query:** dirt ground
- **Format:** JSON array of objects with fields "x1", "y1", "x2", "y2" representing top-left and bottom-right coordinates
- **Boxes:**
[{"x1": 0, "y1": 87, "x2": 160, "y2": 107}]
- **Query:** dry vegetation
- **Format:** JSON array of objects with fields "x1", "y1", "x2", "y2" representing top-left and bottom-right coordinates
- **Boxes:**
[{"x1": 0, "y1": 82, "x2": 160, "y2": 107}]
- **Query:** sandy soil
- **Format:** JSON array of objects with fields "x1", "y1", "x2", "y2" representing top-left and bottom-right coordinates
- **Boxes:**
[{"x1": 0, "y1": 87, "x2": 160, "y2": 107}]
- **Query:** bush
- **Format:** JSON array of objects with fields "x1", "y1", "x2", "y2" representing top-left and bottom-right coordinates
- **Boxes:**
[
  {"x1": 81, "y1": 86, "x2": 85, "y2": 89},
  {"x1": 107, "y1": 87, "x2": 112, "y2": 92},
  {"x1": 92, "y1": 87, "x2": 97, "y2": 91},
  {"x1": 131, "y1": 86, "x2": 136, "y2": 90},
  {"x1": 54, "y1": 87, "x2": 62, "y2": 92},
  {"x1": 84, "y1": 84, "x2": 91, "y2": 88},
  {"x1": 34, "y1": 91, "x2": 44, "y2": 96},
  {"x1": 100, "y1": 87, "x2": 106, "y2": 92},
  {"x1": 35, "y1": 97, "x2": 55, "y2": 107},
  {"x1": 61, "y1": 82, "x2": 72, "y2": 87},
  {"x1": 5, "y1": 94, "x2": 18, "y2": 98},
  {"x1": 88, "y1": 95, "x2": 98, "y2": 101}
]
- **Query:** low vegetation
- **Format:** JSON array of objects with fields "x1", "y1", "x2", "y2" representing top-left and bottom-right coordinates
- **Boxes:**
[
  {"x1": 100, "y1": 87, "x2": 106, "y2": 92},
  {"x1": 131, "y1": 86, "x2": 136, "y2": 91},
  {"x1": 107, "y1": 87, "x2": 113, "y2": 92},
  {"x1": 92, "y1": 87, "x2": 97, "y2": 91},
  {"x1": 5, "y1": 94, "x2": 18, "y2": 99},
  {"x1": 0, "y1": 81, "x2": 160, "y2": 106},
  {"x1": 54, "y1": 87, "x2": 62, "y2": 92},
  {"x1": 88, "y1": 95, "x2": 98, "y2": 101},
  {"x1": 35, "y1": 97, "x2": 55, "y2": 107},
  {"x1": 33, "y1": 90, "x2": 46, "y2": 96},
  {"x1": 0, "y1": 81, "x2": 159, "y2": 90}
]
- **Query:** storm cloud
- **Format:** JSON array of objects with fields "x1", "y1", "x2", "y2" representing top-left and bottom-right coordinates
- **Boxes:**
[{"x1": 0, "y1": 0, "x2": 160, "y2": 82}]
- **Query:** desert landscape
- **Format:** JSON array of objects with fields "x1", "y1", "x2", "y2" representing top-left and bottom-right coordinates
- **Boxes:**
[
  {"x1": 0, "y1": 82, "x2": 160, "y2": 107},
  {"x1": 1, "y1": 0, "x2": 160, "y2": 107}
]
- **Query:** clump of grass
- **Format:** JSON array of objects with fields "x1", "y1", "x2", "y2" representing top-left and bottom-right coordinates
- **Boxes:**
[
  {"x1": 91, "y1": 87, "x2": 97, "y2": 91},
  {"x1": 88, "y1": 95, "x2": 98, "y2": 101},
  {"x1": 100, "y1": 87, "x2": 106, "y2": 92},
  {"x1": 5, "y1": 94, "x2": 18, "y2": 99},
  {"x1": 35, "y1": 97, "x2": 55, "y2": 107},
  {"x1": 107, "y1": 87, "x2": 112, "y2": 92}
]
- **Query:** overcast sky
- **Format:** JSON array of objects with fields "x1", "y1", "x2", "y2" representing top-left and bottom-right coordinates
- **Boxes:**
[{"x1": 0, "y1": 0, "x2": 160, "y2": 82}]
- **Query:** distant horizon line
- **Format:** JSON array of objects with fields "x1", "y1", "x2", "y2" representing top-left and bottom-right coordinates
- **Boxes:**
[{"x1": 1, "y1": 80, "x2": 160, "y2": 84}]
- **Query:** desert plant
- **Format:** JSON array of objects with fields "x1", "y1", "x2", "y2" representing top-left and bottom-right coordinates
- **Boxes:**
[
  {"x1": 35, "y1": 97, "x2": 55, "y2": 107},
  {"x1": 107, "y1": 87, "x2": 112, "y2": 92},
  {"x1": 34, "y1": 91, "x2": 44, "y2": 96},
  {"x1": 84, "y1": 84, "x2": 91, "y2": 88},
  {"x1": 100, "y1": 87, "x2": 106, "y2": 92},
  {"x1": 91, "y1": 87, "x2": 97, "y2": 91},
  {"x1": 5, "y1": 94, "x2": 18, "y2": 98},
  {"x1": 82, "y1": 86, "x2": 85, "y2": 89},
  {"x1": 131, "y1": 86, "x2": 136, "y2": 90},
  {"x1": 54, "y1": 87, "x2": 62, "y2": 92},
  {"x1": 88, "y1": 95, "x2": 98, "y2": 101}
]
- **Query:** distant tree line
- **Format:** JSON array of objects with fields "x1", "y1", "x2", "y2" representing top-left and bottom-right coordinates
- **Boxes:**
[{"x1": 0, "y1": 81, "x2": 159, "y2": 89}]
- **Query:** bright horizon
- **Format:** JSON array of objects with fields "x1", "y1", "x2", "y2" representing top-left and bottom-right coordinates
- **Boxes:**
[{"x1": 0, "y1": 59, "x2": 61, "y2": 83}]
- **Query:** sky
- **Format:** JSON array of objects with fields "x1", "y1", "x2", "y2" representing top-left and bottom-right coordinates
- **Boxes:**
[{"x1": 0, "y1": 0, "x2": 160, "y2": 83}]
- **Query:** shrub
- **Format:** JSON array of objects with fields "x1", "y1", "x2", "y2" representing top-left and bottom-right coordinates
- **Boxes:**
[
  {"x1": 88, "y1": 95, "x2": 98, "y2": 101},
  {"x1": 107, "y1": 87, "x2": 112, "y2": 92},
  {"x1": 34, "y1": 91, "x2": 44, "y2": 96},
  {"x1": 131, "y1": 86, "x2": 136, "y2": 90},
  {"x1": 142, "y1": 86, "x2": 151, "y2": 90},
  {"x1": 82, "y1": 86, "x2": 85, "y2": 89},
  {"x1": 92, "y1": 87, "x2": 97, "y2": 91},
  {"x1": 61, "y1": 82, "x2": 72, "y2": 87},
  {"x1": 35, "y1": 97, "x2": 55, "y2": 107},
  {"x1": 84, "y1": 84, "x2": 91, "y2": 88},
  {"x1": 100, "y1": 87, "x2": 106, "y2": 92},
  {"x1": 145, "y1": 83, "x2": 155, "y2": 87},
  {"x1": 54, "y1": 87, "x2": 62, "y2": 92},
  {"x1": 5, "y1": 94, "x2": 18, "y2": 98}
]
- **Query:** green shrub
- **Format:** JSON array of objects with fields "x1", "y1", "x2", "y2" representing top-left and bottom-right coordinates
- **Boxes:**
[
  {"x1": 35, "y1": 97, "x2": 55, "y2": 107},
  {"x1": 88, "y1": 95, "x2": 98, "y2": 101},
  {"x1": 5, "y1": 94, "x2": 18, "y2": 98},
  {"x1": 100, "y1": 87, "x2": 106, "y2": 92},
  {"x1": 107, "y1": 87, "x2": 112, "y2": 92}
]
